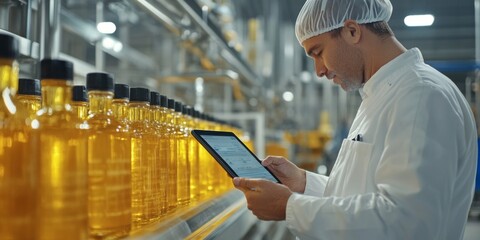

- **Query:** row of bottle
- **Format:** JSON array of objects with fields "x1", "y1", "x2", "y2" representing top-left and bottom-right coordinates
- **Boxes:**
[{"x1": 0, "y1": 33, "x2": 253, "y2": 239}]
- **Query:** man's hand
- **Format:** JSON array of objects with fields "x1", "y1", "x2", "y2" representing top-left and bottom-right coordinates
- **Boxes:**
[
  {"x1": 233, "y1": 177, "x2": 292, "y2": 221},
  {"x1": 262, "y1": 156, "x2": 306, "y2": 193}
]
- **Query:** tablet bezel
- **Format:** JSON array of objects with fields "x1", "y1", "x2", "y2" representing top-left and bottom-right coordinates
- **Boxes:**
[{"x1": 191, "y1": 129, "x2": 281, "y2": 183}]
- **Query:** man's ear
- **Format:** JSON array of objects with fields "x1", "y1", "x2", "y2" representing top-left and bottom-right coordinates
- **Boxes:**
[{"x1": 342, "y1": 20, "x2": 362, "y2": 44}]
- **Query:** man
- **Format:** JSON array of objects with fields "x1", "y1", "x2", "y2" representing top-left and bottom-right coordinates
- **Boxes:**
[{"x1": 233, "y1": 0, "x2": 478, "y2": 239}]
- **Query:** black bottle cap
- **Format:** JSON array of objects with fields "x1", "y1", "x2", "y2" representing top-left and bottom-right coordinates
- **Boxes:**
[
  {"x1": 174, "y1": 101, "x2": 183, "y2": 112},
  {"x1": 40, "y1": 59, "x2": 73, "y2": 80},
  {"x1": 150, "y1": 91, "x2": 160, "y2": 106},
  {"x1": 182, "y1": 105, "x2": 189, "y2": 115},
  {"x1": 18, "y1": 78, "x2": 41, "y2": 96},
  {"x1": 114, "y1": 84, "x2": 129, "y2": 99},
  {"x1": 160, "y1": 95, "x2": 168, "y2": 107},
  {"x1": 72, "y1": 85, "x2": 87, "y2": 102},
  {"x1": 0, "y1": 33, "x2": 19, "y2": 59},
  {"x1": 167, "y1": 99, "x2": 175, "y2": 109},
  {"x1": 187, "y1": 107, "x2": 195, "y2": 118},
  {"x1": 130, "y1": 87, "x2": 150, "y2": 102},
  {"x1": 86, "y1": 72, "x2": 114, "y2": 92}
]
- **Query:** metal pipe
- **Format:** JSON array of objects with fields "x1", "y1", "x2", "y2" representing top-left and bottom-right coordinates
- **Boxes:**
[
  {"x1": 134, "y1": 0, "x2": 182, "y2": 36},
  {"x1": 38, "y1": 0, "x2": 61, "y2": 59},
  {"x1": 176, "y1": 0, "x2": 261, "y2": 88},
  {"x1": 0, "y1": 1, "x2": 14, "y2": 30},
  {"x1": 195, "y1": 77, "x2": 204, "y2": 112},
  {"x1": 95, "y1": 1, "x2": 104, "y2": 70},
  {"x1": 21, "y1": 0, "x2": 32, "y2": 39},
  {"x1": 224, "y1": 82, "x2": 232, "y2": 113},
  {"x1": 212, "y1": 112, "x2": 266, "y2": 158},
  {"x1": 60, "y1": 9, "x2": 156, "y2": 70}
]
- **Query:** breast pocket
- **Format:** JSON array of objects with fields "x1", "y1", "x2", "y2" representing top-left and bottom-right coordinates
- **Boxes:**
[{"x1": 324, "y1": 139, "x2": 374, "y2": 197}]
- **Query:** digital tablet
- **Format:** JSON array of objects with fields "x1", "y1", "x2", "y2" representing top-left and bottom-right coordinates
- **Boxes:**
[{"x1": 191, "y1": 130, "x2": 281, "y2": 183}]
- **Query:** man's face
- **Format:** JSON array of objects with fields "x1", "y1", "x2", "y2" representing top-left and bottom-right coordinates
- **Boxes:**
[{"x1": 302, "y1": 30, "x2": 364, "y2": 91}]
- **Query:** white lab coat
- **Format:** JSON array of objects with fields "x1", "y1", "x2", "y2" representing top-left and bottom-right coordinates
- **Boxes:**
[{"x1": 285, "y1": 48, "x2": 478, "y2": 240}]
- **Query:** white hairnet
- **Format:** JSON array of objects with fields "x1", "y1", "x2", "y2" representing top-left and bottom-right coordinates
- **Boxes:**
[{"x1": 295, "y1": 0, "x2": 393, "y2": 43}]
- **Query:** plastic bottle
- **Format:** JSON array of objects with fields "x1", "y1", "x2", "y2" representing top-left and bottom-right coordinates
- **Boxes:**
[
  {"x1": 0, "y1": 33, "x2": 35, "y2": 240},
  {"x1": 16, "y1": 78, "x2": 41, "y2": 116},
  {"x1": 149, "y1": 92, "x2": 167, "y2": 216},
  {"x1": 174, "y1": 101, "x2": 190, "y2": 206},
  {"x1": 129, "y1": 87, "x2": 156, "y2": 228},
  {"x1": 197, "y1": 112, "x2": 211, "y2": 199},
  {"x1": 185, "y1": 106, "x2": 199, "y2": 202},
  {"x1": 71, "y1": 85, "x2": 88, "y2": 120},
  {"x1": 158, "y1": 95, "x2": 171, "y2": 213},
  {"x1": 165, "y1": 99, "x2": 177, "y2": 211},
  {"x1": 85, "y1": 72, "x2": 131, "y2": 238},
  {"x1": 33, "y1": 59, "x2": 88, "y2": 240}
]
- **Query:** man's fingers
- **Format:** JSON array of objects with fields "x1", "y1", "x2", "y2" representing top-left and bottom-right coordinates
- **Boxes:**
[
  {"x1": 233, "y1": 177, "x2": 264, "y2": 192},
  {"x1": 262, "y1": 156, "x2": 284, "y2": 167},
  {"x1": 233, "y1": 177, "x2": 253, "y2": 190},
  {"x1": 261, "y1": 158, "x2": 272, "y2": 167}
]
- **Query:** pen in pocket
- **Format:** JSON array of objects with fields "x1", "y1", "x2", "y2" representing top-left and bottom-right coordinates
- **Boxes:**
[{"x1": 352, "y1": 134, "x2": 363, "y2": 142}]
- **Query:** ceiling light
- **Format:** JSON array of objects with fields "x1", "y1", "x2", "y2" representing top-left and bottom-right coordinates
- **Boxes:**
[
  {"x1": 97, "y1": 22, "x2": 117, "y2": 34},
  {"x1": 102, "y1": 37, "x2": 123, "y2": 52},
  {"x1": 102, "y1": 37, "x2": 115, "y2": 49},
  {"x1": 113, "y1": 42, "x2": 123, "y2": 52},
  {"x1": 282, "y1": 91, "x2": 294, "y2": 102},
  {"x1": 404, "y1": 14, "x2": 434, "y2": 27}
]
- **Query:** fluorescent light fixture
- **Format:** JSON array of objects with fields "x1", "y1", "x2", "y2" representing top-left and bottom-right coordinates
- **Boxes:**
[
  {"x1": 97, "y1": 22, "x2": 116, "y2": 34},
  {"x1": 282, "y1": 91, "x2": 294, "y2": 102},
  {"x1": 404, "y1": 14, "x2": 434, "y2": 27}
]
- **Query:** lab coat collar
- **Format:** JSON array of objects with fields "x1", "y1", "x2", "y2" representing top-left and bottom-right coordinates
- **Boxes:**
[{"x1": 359, "y1": 48, "x2": 424, "y2": 100}]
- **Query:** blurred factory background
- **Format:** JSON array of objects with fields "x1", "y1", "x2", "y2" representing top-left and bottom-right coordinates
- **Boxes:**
[{"x1": 1, "y1": 0, "x2": 479, "y2": 239}]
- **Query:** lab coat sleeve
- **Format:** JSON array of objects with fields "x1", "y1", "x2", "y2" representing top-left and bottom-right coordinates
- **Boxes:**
[
  {"x1": 303, "y1": 171, "x2": 328, "y2": 197},
  {"x1": 285, "y1": 83, "x2": 473, "y2": 239}
]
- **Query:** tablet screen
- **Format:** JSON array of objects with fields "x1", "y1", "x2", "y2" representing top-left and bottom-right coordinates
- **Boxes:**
[{"x1": 192, "y1": 130, "x2": 280, "y2": 183}]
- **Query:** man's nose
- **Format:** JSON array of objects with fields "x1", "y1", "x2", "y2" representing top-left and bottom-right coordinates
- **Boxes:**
[{"x1": 316, "y1": 64, "x2": 327, "y2": 78}]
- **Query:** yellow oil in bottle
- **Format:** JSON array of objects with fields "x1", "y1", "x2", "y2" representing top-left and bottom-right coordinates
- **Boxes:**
[
  {"x1": 16, "y1": 78, "x2": 41, "y2": 117},
  {"x1": 174, "y1": 101, "x2": 190, "y2": 206},
  {"x1": 149, "y1": 92, "x2": 167, "y2": 216},
  {"x1": 210, "y1": 118, "x2": 225, "y2": 195},
  {"x1": 158, "y1": 95, "x2": 171, "y2": 213},
  {"x1": 197, "y1": 113, "x2": 216, "y2": 199},
  {"x1": 185, "y1": 107, "x2": 199, "y2": 202},
  {"x1": 85, "y1": 73, "x2": 131, "y2": 238},
  {"x1": 71, "y1": 85, "x2": 89, "y2": 120},
  {"x1": 33, "y1": 59, "x2": 88, "y2": 240},
  {"x1": 129, "y1": 87, "x2": 156, "y2": 228},
  {"x1": 165, "y1": 99, "x2": 177, "y2": 211},
  {"x1": 144, "y1": 95, "x2": 159, "y2": 223},
  {"x1": 0, "y1": 34, "x2": 36, "y2": 240}
]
